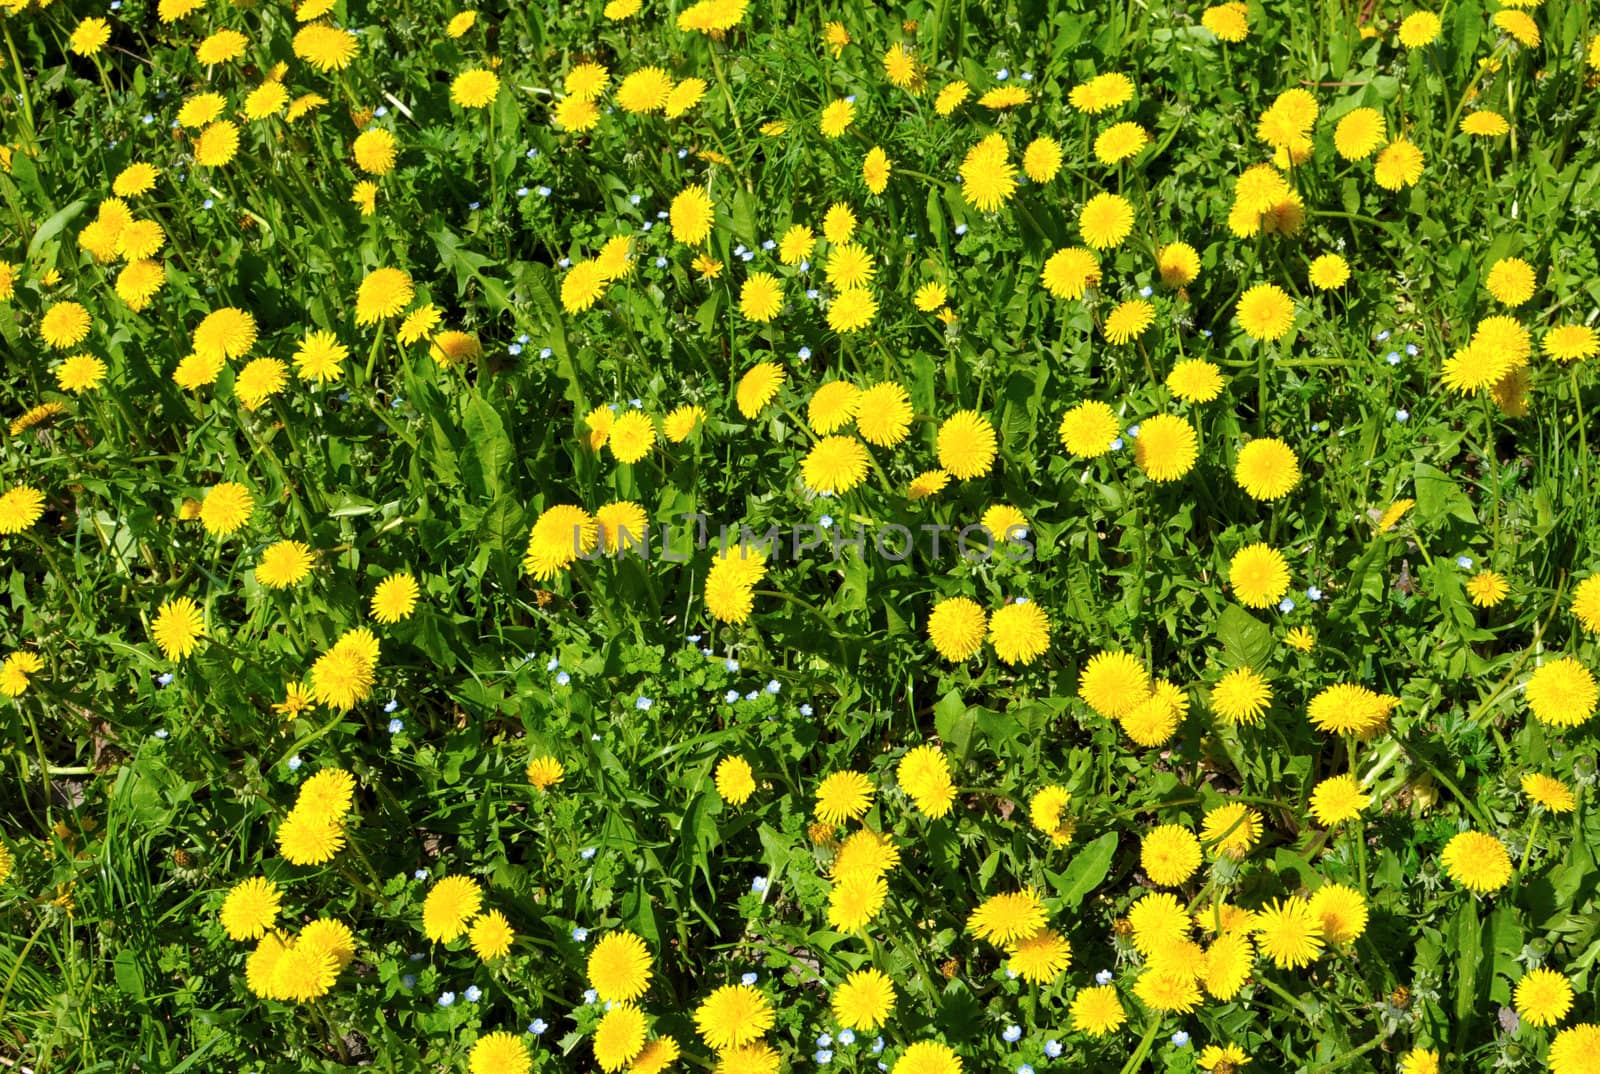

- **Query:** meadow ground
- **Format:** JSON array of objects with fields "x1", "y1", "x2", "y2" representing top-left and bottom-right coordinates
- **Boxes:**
[{"x1": 3, "y1": 0, "x2": 1600, "y2": 1072}]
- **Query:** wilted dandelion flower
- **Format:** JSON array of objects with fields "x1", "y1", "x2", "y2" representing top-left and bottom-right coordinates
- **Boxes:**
[
  {"x1": 1078, "y1": 193, "x2": 1134, "y2": 249},
  {"x1": 1440, "y1": 831, "x2": 1512, "y2": 892},
  {"x1": 355, "y1": 267, "x2": 414, "y2": 324},
  {"x1": 1522, "y1": 773, "x2": 1576, "y2": 813},
  {"x1": 833, "y1": 968, "x2": 895, "y2": 1030},
  {"x1": 989, "y1": 601, "x2": 1051, "y2": 666},
  {"x1": 1373, "y1": 138, "x2": 1425, "y2": 189},
  {"x1": 219, "y1": 877, "x2": 282, "y2": 940},
  {"x1": 1211, "y1": 667, "x2": 1271, "y2": 725},
  {"x1": 1069, "y1": 985, "x2": 1126, "y2": 1036},
  {"x1": 815, "y1": 770, "x2": 874, "y2": 825},
  {"x1": 968, "y1": 888, "x2": 1047, "y2": 946},
  {"x1": 1514, "y1": 967, "x2": 1573, "y2": 1027},
  {"x1": 1041, "y1": 247, "x2": 1101, "y2": 299},
  {"x1": 630, "y1": 1039, "x2": 679, "y2": 1074},
  {"x1": 1525, "y1": 656, "x2": 1597, "y2": 727},
  {"x1": 1485, "y1": 257, "x2": 1537, "y2": 306},
  {"x1": 1022, "y1": 137, "x2": 1063, "y2": 182},
  {"x1": 1103, "y1": 300, "x2": 1154, "y2": 345},
  {"x1": 694, "y1": 985, "x2": 773, "y2": 1051},
  {"x1": 199, "y1": 482, "x2": 255, "y2": 536},
  {"x1": 452, "y1": 67, "x2": 500, "y2": 108},
  {"x1": 1141, "y1": 825, "x2": 1201, "y2": 886},
  {"x1": 257, "y1": 540, "x2": 315, "y2": 588},
  {"x1": 1133, "y1": 414, "x2": 1198, "y2": 482},
  {"x1": 936, "y1": 410, "x2": 997, "y2": 479},
  {"x1": 1253, "y1": 898, "x2": 1323, "y2": 968}
]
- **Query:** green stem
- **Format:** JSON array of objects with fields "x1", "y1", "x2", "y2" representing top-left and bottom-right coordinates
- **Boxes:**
[{"x1": 1116, "y1": 1017, "x2": 1163, "y2": 1074}]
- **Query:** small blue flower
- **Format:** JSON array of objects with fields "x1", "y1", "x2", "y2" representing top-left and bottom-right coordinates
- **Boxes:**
[
  {"x1": 751, "y1": 875, "x2": 768, "y2": 893},
  {"x1": 469, "y1": 201, "x2": 481, "y2": 210},
  {"x1": 839, "y1": 1030, "x2": 856, "y2": 1046},
  {"x1": 642, "y1": 221, "x2": 655, "y2": 232},
  {"x1": 287, "y1": 755, "x2": 303, "y2": 771},
  {"x1": 1406, "y1": 343, "x2": 1419, "y2": 356},
  {"x1": 677, "y1": 148, "x2": 688, "y2": 159},
  {"x1": 1110, "y1": 437, "x2": 1125, "y2": 451},
  {"x1": 401, "y1": 974, "x2": 416, "y2": 989},
  {"x1": 1128, "y1": 424, "x2": 1142, "y2": 438},
  {"x1": 414, "y1": 868, "x2": 428, "y2": 880},
  {"x1": 581, "y1": 847, "x2": 597, "y2": 860},
  {"x1": 765, "y1": 680, "x2": 781, "y2": 695},
  {"x1": 996, "y1": 67, "x2": 1010, "y2": 79},
  {"x1": 1018, "y1": 1065, "x2": 1034, "y2": 1074},
  {"x1": 655, "y1": 257, "x2": 668, "y2": 268},
  {"x1": 526, "y1": 148, "x2": 540, "y2": 159},
  {"x1": 438, "y1": 991, "x2": 456, "y2": 1007},
  {"x1": 530, "y1": 1019, "x2": 549, "y2": 1035},
  {"x1": 800, "y1": 704, "x2": 813, "y2": 716},
  {"x1": 154, "y1": 728, "x2": 169, "y2": 739},
  {"x1": 815, "y1": 1051, "x2": 833, "y2": 1065},
  {"x1": 798, "y1": 346, "x2": 812, "y2": 360},
  {"x1": 509, "y1": 344, "x2": 524, "y2": 357},
  {"x1": 845, "y1": 95, "x2": 856, "y2": 103},
  {"x1": 806, "y1": 288, "x2": 819, "y2": 300},
  {"x1": 388, "y1": 718, "x2": 404, "y2": 733},
  {"x1": 464, "y1": 985, "x2": 482, "y2": 1003},
  {"x1": 734, "y1": 245, "x2": 748, "y2": 257},
  {"x1": 1095, "y1": 969, "x2": 1114, "y2": 985},
  {"x1": 1044, "y1": 1041, "x2": 1062, "y2": 1059},
  {"x1": 630, "y1": 194, "x2": 642, "y2": 205},
  {"x1": 558, "y1": 257, "x2": 571, "y2": 269},
  {"x1": 1385, "y1": 351, "x2": 1401, "y2": 365},
  {"x1": 374, "y1": 105, "x2": 389, "y2": 117},
  {"x1": 1139, "y1": 285, "x2": 1153, "y2": 298},
  {"x1": 657, "y1": 211, "x2": 669, "y2": 220},
  {"x1": 1021, "y1": 71, "x2": 1034, "y2": 81},
  {"x1": 540, "y1": 347, "x2": 553, "y2": 359},
  {"x1": 817, "y1": 1034, "x2": 833, "y2": 1048},
  {"x1": 742, "y1": 972, "x2": 759, "y2": 986},
  {"x1": 1307, "y1": 586, "x2": 1323, "y2": 602},
  {"x1": 688, "y1": 634, "x2": 702, "y2": 644},
  {"x1": 725, "y1": 689, "x2": 741, "y2": 703},
  {"x1": 1395, "y1": 408, "x2": 1410, "y2": 422},
  {"x1": 819, "y1": 515, "x2": 833, "y2": 529},
  {"x1": 556, "y1": 671, "x2": 571, "y2": 686},
  {"x1": 762, "y1": 239, "x2": 776, "y2": 250},
  {"x1": 517, "y1": 187, "x2": 530, "y2": 197},
  {"x1": 1170, "y1": 1031, "x2": 1190, "y2": 1047},
  {"x1": 547, "y1": 657, "x2": 560, "y2": 671},
  {"x1": 410, "y1": 951, "x2": 426, "y2": 961},
  {"x1": 384, "y1": 698, "x2": 399, "y2": 713},
  {"x1": 955, "y1": 224, "x2": 968, "y2": 236},
  {"x1": 635, "y1": 696, "x2": 653, "y2": 711},
  {"x1": 744, "y1": 691, "x2": 759, "y2": 701},
  {"x1": 141, "y1": 112, "x2": 153, "y2": 124},
  {"x1": 1201, "y1": 328, "x2": 1213, "y2": 337},
  {"x1": 202, "y1": 198, "x2": 214, "y2": 210},
  {"x1": 725, "y1": 659, "x2": 740, "y2": 672},
  {"x1": 1003, "y1": 1025, "x2": 1022, "y2": 1043},
  {"x1": 630, "y1": 398, "x2": 643, "y2": 408},
  {"x1": 583, "y1": 987, "x2": 598, "y2": 1003},
  {"x1": 1457, "y1": 556, "x2": 1474, "y2": 569},
  {"x1": 872, "y1": 1038, "x2": 885, "y2": 1055},
  {"x1": 1278, "y1": 598, "x2": 1296, "y2": 613},
  {"x1": 537, "y1": 186, "x2": 552, "y2": 197},
  {"x1": 574, "y1": 928, "x2": 590, "y2": 942},
  {"x1": 799, "y1": 260, "x2": 810, "y2": 273}
]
